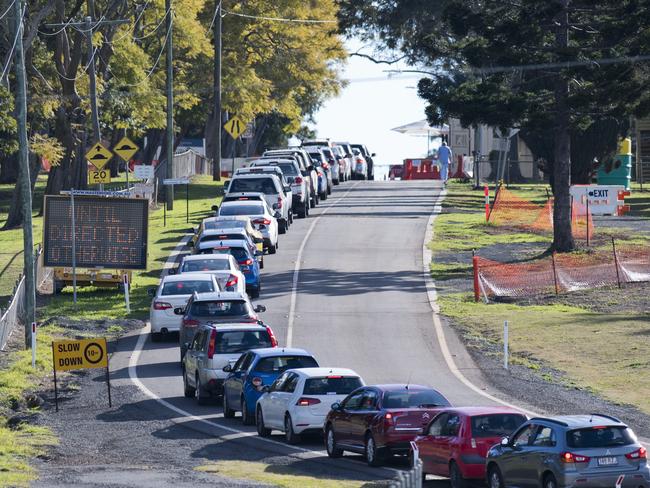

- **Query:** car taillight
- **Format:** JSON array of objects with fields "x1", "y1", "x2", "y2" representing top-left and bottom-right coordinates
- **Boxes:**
[
  {"x1": 356, "y1": 158, "x2": 363, "y2": 163},
  {"x1": 207, "y1": 329, "x2": 216, "y2": 359},
  {"x1": 153, "y1": 301, "x2": 172, "y2": 310},
  {"x1": 384, "y1": 412, "x2": 394, "y2": 427},
  {"x1": 276, "y1": 197, "x2": 282, "y2": 208},
  {"x1": 252, "y1": 377, "x2": 262, "y2": 387},
  {"x1": 296, "y1": 397, "x2": 321, "y2": 406},
  {"x1": 323, "y1": 162, "x2": 329, "y2": 169},
  {"x1": 265, "y1": 325, "x2": 278, "y2": 347},
  {"x1": 295, "y1": 176, "x2": 303, "y2": 184},
  {"x1": 240, "y1": 258, "x2": 253, "y2": 266},
  {"x1": 225, "y1": 275, "x2": 238, "y2": 287},
  {"x1": 561, "y1": 452, "x2": 591, "y2": 463},
  {"x1": 626, "y1": 447, "x2": 647, "y2": 460},
  {"x1": 253, "y1": 218, "x2": 272, "y2": 225},
  {"x1": 182, "y1": 319, "x2": 199, "y2": 327}
]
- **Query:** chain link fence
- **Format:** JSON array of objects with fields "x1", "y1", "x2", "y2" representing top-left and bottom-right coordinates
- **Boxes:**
[
  {"x1": 469, "y1": 158, "x2": 547, "y2": 186},
  {"x1": 0, "y1": 274, "x2": 25, "y2": 350}
]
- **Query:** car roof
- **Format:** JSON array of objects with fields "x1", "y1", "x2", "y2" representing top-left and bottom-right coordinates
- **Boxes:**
[
  {"x1": 251, "y1": 158, "x2": 296, "y2": 164},
  {"x1": 249, "y1": 347, "x2": 312, "y2": 358},
  {"x1": 203, "y1": 323, "x2": 267, "y2": 332},
  {"x1": 208, "y1": 216, "x2": 252, "y2": 222},
  {"x1": 193, "y1": 291, "x2": 248, "y2": 301},
  {"x1": 161, "y1": 272, "x2": 215, "y2": 282},
  {"x1": 370, "y1": 384, "x2": 435, "y2": 392},
  {"x1": 182, "y1": 253, "x2": 232, "y2": 261},
  {"x1": 434, "y1": 406, "x2": 526, "y2": 417},
  {"x1": 286, "y1": 367, "x2": 360, "y2": 378},
  {"x1": 200, "y1": 228, "x2": 247, "y2": 236},
  {"x1": 220, "y1": 200, "x2": 265, "y2": 207},
  {"x1": 197, "y1": 239, "x2": 249, "y2": 248},
  {"x1": 530, "y1": 414, "x2": 626, "y2": 429}
]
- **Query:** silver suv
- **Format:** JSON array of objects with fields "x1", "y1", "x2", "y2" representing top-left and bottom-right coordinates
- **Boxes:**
[
  {"x1": 486, "y1": 414, "x2": 650, "y2": 488},
  {"x1": 182, "y1": 323, "x2": 277, "y2": 404}
]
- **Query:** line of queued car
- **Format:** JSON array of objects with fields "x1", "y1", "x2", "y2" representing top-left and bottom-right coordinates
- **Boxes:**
[{"x1": 147, "y1": 140, "x2": 650, "y2": 487}]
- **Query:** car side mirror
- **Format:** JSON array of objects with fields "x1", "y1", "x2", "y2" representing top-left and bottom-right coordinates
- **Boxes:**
[
  {"x1": 183, "y1": 341, "x2": 190, "y2": 350},
  {"x1": 223, "y1": 180, "x2": 229, "y2": 189},
  {"x1": 272, "y1": 203, "x2": 279, "y2": 210},
  {"x1": 273, "y1": 211, "x2": 281, "y2": 219},
  {"x1": 167, "y1": 268, "x2": 176, "y2": 275},
  {"x1": 307, "y1": 165, "x2": 314, "y2": 172},
  {"x1": 254, "y1": 237, "x2": 263, "y2": 243},
  {"x1": 254, "y1": 305, "x2": 266, "y2": 313},
  {"x1": 345, "y1": 153, "x2": 352, "y2": 158},
  {"x1": 301, "y1": 170, "x2": 309, "y2": 177},
  {"x1": 187, "y1": 240, "x2": 194, "y2": 247},
  {"x1": 261, "y1": 385, "x2": 271, "y2": 393},
  {"x1": 371, "y1": 153, "x2": 376, "y2": 157},
  {"x1": 500, "y1": 437, "x2": 509, "y2": 446},
  {"x1": 147, "y1": 288, "x2": 156, "y2": 297},
  {"x1": 284, "y1": 185, "x2": 291, "y2": 192},
  {"x1": 211, "y1": 205, "x2": 219, "y2": 212},
  {"x1": 254, "y1": 250, "x2": 263, "y2": 257},
  {"x1": 222, "y1": 364, "x2": 233, "y2": 373},
  {"x1": 174, "y1": 307, "x2": 185, "y2": 315},
  {"x1": 331, "y1": 402, "x2": 342, "y2": 411}
]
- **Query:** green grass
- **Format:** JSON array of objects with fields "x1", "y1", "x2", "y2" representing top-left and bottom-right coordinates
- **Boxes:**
[
  {"x1": 41, "y1": 175, "x2": 224, "y2": 321},
  {"x1": 432, "y1": 182, "x2": 650, "y2": 415},
  {"x1": 0, "y1": 326, "x2": 61, "y2": 487}
]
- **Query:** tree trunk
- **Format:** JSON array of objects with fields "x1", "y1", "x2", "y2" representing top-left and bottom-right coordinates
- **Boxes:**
[
  {"x1": 2, "y1": 153, "x2": 41, "y2": 229},
  {"x1": 0, "y1": 153, "x2": 18, "y2": 183},
  {"x1": 552, "y1": 0, "x2": 575, "y2": 252}
]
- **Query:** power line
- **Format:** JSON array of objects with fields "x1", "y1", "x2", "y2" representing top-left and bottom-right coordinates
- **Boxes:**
[
  {"x1": 51, "y1": 47, "x2": 98, "y2": 81},
  {"x1": 102, "y1": 0, "x2": 151, "y2": 45},
  {"x1": 0, "y1": 3, "x2": 23, "y2": 83},
  {"x1": 205, "y1": 0, "x2": 222, "y2": 34},
  {"x1": 38, "y1": 16, "x2": 77, "y2": 36},
  {"x1": 131, "y1": 7, "x2": 170, "y2": 41},
  {"x1": 222, "y1": 9, "x2": 337, "y2": 24},
  {"x1": 0, "y1": 0, "x2": 16, "y2": 21}
]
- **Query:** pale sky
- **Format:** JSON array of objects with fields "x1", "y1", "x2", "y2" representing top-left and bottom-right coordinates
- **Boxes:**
[{"x1": 309, "y1": 40, "x2": 432, "y2": 176}]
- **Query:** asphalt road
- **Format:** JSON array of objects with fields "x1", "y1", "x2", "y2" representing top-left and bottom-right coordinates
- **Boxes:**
[{"x1": 110, "y1": 179, "x2": 511, "y2": 484}]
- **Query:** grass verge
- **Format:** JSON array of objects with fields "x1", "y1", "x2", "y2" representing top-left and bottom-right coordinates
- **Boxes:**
[{"x1": 433, "y1": 182, "x2": 650, "y2": 415}]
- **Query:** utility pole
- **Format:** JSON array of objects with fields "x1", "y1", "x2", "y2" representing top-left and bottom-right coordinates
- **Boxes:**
[
  {"x1": 165, "y1": 0, "x2": 174, "y2": 210},
  {"x1": 211, "y1": 1, "x2": 222, "y2": 181},
  {"x1": 13, "y1": 0, "x2": 36, "y2": 348}
]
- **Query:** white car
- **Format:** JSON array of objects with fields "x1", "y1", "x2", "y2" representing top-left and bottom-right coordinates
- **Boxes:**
[
  {"x1": 149, "y1": 273, "x2": 219, "y2": 341},
  {"x1": 217, "y1": 200, "x2": 279, "y2": 254},
  {"x1": 249, "y1": 159, "x2": 311, "y2": 219},
  {"x1": 175, "y1": 254, "x2": 246, "y2": 295},
  {"x1": 227, "y1": 169, "x2": 292, "y2": 233},
  {"x1": 255, "y1": 367, "x2": 365, "y2": 443}
]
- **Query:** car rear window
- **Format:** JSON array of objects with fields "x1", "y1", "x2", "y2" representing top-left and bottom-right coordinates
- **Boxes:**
[
  {"x1": 303, "y1": 377, "x2": 363, "y2": 395},
  {"x1": 230, "y1": 177, "x2": 277, "y2": 195},
  {"x1": 566, "y1": 426, "x2": 636, "y2": 448},
  {"x1": 255, "y1": 163, "x2": 298, "y2": 176},
  {"x1": 181, "y1": 259, "x2": 230, "y2": 272},
  {"x1": 471, "y1": 414, "x2": 527, "y2": 438},
  {"x1": 208, "y1": 247, "x2": 249, "y2": 262},
  {"x1": 219, "y1": 204, "x2": 265, "y2": 216},
  {"x1": 190, "y1": 300, "x2": 251, "y2": 318},
  {"x1": 205, "y1": 221, "x2": 247, "y2": 231},
  {"x1": 254, "y1": 355, "x2": 318, "y2": 373},
  {"x1": 161, "y1": 280, "x2": 214, "y2": 296},
  {"x1": 199, "y1": 233, "x2": 244, "y2": 243},
  {"x1": 215, "y1": 330, "x2": 272, "y2": 354},
  {"x1": 382, "y1": 389, "x2": 450, "y2": 409}
]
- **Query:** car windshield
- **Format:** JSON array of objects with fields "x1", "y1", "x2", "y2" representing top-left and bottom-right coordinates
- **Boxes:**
[
  {"x1": 190, "y1": 300, "x2": 252, "y2": 318},
  {"x1": 303, "y1": 376, "x2": 363, "y2": 395},
  {"x1": 566, "y1": 427, "x2": 636, "y2": 448},
  {"x1": 181, "y1": 259, "x2": 230, "y2": 272},
  {"x1": 254, "y1": 355, "x2": 318, "y2": 373},
  {"x1": 215, "y1": 330, "x2": 272, "y2": 353},
  {"x1": 256, "y1": 163, "x2": 298, "y2": 176},
  {"x1": 471, "y1": 414, "x2": 527, "y2": 438},
  {"x1": 220, "y1": 204, "x2": 265, "y2": 216},
  {"x1": 205, "y1": 220, "x2": 247, "y2": 231},
  {"x1": 160, "y1": 280, "x2": 214, "y2": 296},
  {"x1": 382, "y1": 389, "x2": 450, "y2": 409},
  {"x1": 229, "y1": 177, "x2": 277, "y2": 195}
]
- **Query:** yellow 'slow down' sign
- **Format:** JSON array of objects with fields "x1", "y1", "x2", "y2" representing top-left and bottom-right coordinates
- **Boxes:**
[{"x1": 52, "y1": 338, "x2": 108, "y2": 371}]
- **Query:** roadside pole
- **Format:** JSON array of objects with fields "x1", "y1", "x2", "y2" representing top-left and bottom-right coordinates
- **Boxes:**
[
  {"x1": 165, "y1": 0, "x2": 174, "y2": 210},
  {"x1": 123, "y1": 274, "x2": 130, "y2": 314},
  {"x1": 212, "y1": 1, "x2": 222, "y2": 181},
  {"x1": 31, "y1": 322, "x2": 36, "y2": 368},
  {"x1": 503, "y1": 320, "x2": 509, "y2": 369},
  {"x1": 14, "y1": 0, "x2": 36, "y2": 348},
  {"x1": 70, "y1": 190, "x2": 77, "y2": 307}
]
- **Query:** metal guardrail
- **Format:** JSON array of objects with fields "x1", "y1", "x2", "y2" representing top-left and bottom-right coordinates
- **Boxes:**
[
  {"x1": 0, "y1": 274, "x2": 25, "y2": 350},
  {"x1": 390, "y1": 459, "x2": 423, "y2": 488}
]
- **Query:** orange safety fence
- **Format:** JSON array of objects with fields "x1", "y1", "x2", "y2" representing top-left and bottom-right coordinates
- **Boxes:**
[
  {"x1": 488, "y1": 187, "x2": 595, "y2": 240},
  {"x1": 473, "y1": 241, "x2": 650, "y2": 301}
]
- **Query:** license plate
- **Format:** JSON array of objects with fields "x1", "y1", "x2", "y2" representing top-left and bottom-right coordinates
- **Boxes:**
[{"x1": 597, "y1": 456, "x2": 618, "y2": 466}]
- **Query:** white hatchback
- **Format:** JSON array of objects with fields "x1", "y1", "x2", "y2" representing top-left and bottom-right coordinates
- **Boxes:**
[
  {"x1": 175, "y1": 254, "x2": 246, "y2": 295},
  {"x1": 149, "y1": 273, "x2": 219, "y2": 341},
  {"x1": 255, "y1": 367, "x2": 364, "y2": 443}
]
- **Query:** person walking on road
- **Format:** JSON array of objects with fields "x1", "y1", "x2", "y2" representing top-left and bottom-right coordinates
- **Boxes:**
[{"x1": 437, "y1": 141, "x2": 452, "y2": 183}]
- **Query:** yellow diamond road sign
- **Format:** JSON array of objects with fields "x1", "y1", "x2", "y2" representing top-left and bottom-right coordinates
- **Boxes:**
[
  {"x1": 224, "y1": 116, "x2": 246, "y2": 139},
  {"x1": 85, "y1": 142, "x2": 113, "y2": 170},
  {"x1": 113, "y1": 136, "x2": 139, "y2": 161}
]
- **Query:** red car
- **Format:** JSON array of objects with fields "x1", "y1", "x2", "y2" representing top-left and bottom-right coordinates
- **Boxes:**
[
  {"x1": 324, "y1": 384, "x2": 451, "y2": 467},
  {"x1": 415, "y1": 406, "x2": 527, "y2": 488}
]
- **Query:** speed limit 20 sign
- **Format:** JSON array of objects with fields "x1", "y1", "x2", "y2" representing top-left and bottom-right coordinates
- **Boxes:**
[{"x1": 88, "y1": 169, "x2": 111, "y2": 184}]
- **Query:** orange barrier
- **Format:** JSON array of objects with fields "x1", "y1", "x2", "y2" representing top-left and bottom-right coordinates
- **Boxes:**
[{"x1": 403, "y1": 159, "x2": 441, "y2": 180}]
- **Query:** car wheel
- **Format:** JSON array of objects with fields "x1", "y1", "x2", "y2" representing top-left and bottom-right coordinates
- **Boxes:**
[
  {"x1": 288, "y1": 211, "x2": 293, "y2": 224},
  {"x1": 320, "y1": 191, "x2": 327, "y2": 201},
  {"x1": 256, "y1": 408, "x2": 271, "y2": 437},
  {"x1": 365, "y1": 433, "x2": 384, "y2": 467},
  {"x1": 268, "y1": 243, "x2": 277, "y2": 254},
  {"x1": 327, "y1": 185, "x2": 332, "y2": 195},
  {"x1": 278, "y1": 220, "x2": 287, "y2": 234},
  {"x1": 297, "y1": 200, "x2": 307, "y2": 218},
  {"x1": 195, "y1": 374, "x2": 208, "y2": 405},
  {"x1": 449, "y1": 461, "x2": 467, "y2": 488},
  {"x1": 241, "y1": 398, "x2": 254, "y2": 425},
  {"x1": 333, "y1": 179, "x2": 339, "y2": 186},
  {"x1": 223, "y1": 392, "x2": 235, "y2": 418},
  {"x1": 310, "y1": 196, "x2": 316, "y2": 208},
  {"x1": 183, "y1": 368, "x2": 195, "y2": 398},
  {"x1": 250, "y1": 285, "x2": 260, "y2": 299},
  {"x1": 543, "y1": 473, "x2": 557, "y2": 488},
  {"x1": 259, "y1": 257, "x2": 264, "y2": 269},
  {"x1": 325, "y1": 426, "x2": 343, "y2": 458},
  {"x1": 284, "y1": 414, "x2": 300, "y2": 444},
  {"x1": 151, "y1": 332, "x2": 162, "y2": 343},
  {"x1": 488, "y1": 466, "x2": 504, "y2": 488}
]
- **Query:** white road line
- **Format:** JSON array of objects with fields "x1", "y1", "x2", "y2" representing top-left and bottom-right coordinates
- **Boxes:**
[
  {"x1": 423, "y1": 188, "x2": 539, "y2": 417},
  {"x1": 162, "y1": 234, "x2": 191, "y2": 275},
  {"x1": 286, "y1": 183, "x2": 360, "y2": 347}
]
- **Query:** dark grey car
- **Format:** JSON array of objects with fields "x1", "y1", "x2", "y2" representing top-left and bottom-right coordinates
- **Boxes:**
[{"x1": 486, "y1": 414, "x2": 650, "y2": 488}]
